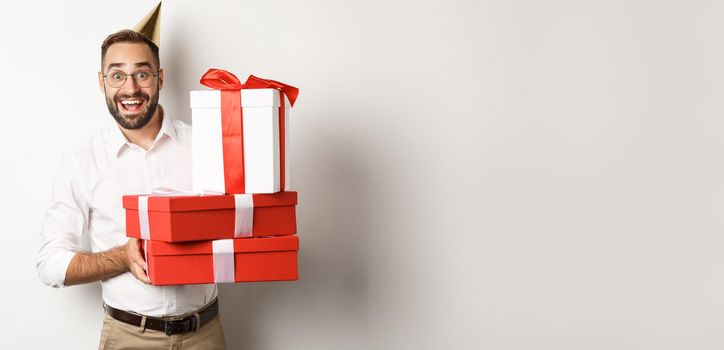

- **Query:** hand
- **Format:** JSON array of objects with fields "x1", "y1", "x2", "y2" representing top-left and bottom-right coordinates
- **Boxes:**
[{"x1": 125, "y1": 238, "x2": 151, "y2": 284}]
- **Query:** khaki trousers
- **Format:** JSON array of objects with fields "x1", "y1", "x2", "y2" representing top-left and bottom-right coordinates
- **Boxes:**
[{"x1": 98, "y1": 311, "x2": 226, "y2": 350}]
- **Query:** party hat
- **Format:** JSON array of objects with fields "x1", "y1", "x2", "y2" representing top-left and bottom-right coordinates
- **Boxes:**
[{"x1": 132, "y1": 2, "x2": 161, "y2": 46}]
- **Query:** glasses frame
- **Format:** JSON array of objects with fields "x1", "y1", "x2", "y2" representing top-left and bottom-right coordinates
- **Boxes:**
[{"x1": 102, "y1": 70, "x2": 159, "y2": 88}]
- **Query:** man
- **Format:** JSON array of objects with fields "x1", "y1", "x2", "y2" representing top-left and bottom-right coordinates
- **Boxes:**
[{"x1": 36, "y1": 29, "x2": 227, "y2": 349}]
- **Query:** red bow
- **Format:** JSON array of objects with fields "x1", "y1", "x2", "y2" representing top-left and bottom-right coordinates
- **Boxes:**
[{"x1": 200, "y1": 68, "x2": 299, "y2": 106}]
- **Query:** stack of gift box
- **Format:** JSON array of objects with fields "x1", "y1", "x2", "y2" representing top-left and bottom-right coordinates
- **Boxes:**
[{"x1": 122, "y1": 69, "x2": 300, "y2": 286}]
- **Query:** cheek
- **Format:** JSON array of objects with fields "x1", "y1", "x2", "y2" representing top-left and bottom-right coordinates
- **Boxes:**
[
  {"x1": 106, "y1": 88, "x2": 119, "y2": 100},
  {"x1": 145, "y1": 88, "x2": 159, "y2": 100}
]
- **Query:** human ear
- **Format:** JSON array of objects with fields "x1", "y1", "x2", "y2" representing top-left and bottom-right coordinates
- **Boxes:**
[{"x1": 157, "y1": 69, "x2": 164, "y2": 91}]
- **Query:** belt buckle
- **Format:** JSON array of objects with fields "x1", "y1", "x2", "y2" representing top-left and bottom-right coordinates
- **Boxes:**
[{"x1": 164, "y1": 319, "x2": 189, "y2": 336}]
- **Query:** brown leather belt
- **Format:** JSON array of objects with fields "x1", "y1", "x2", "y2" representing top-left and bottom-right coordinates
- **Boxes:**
[{"x1": 104, "y1": 299, "x2": 219, "y2": 336}]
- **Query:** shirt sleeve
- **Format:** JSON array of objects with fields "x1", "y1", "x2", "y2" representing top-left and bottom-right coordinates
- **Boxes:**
[{"x1": 36, "y1": 156, "x2": 89, "y2": 288}]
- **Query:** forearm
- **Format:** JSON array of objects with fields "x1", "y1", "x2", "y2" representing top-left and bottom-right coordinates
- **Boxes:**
[{"x1": 64, "y1": 246, "x2": 129, "y2": 286}]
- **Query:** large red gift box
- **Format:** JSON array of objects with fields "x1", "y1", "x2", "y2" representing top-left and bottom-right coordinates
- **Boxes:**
[
  {"x1": 123, "y1": 192, "x2": 297, "y2": 242},
  {"x1": 144, "y1": 235, "x2": 299, "y2": 286}
]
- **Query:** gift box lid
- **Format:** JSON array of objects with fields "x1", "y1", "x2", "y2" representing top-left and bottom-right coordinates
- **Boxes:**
[
  {"x1": 122, "y1": 191, "x2": 297, "y2": 212},
  {"x1": 190, "y1": 89, "x2": 291, "y2": 108},
  {"x1": 146, "y1": 234, "x2": 299, "y2": 256}
]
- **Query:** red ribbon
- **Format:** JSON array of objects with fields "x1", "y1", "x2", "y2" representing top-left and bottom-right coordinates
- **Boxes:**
[
  {"x1": 199, "y1": 69, "x2": 299, "y2": 105},
  {"x1": 242, "y1": 75, "x2": 299, "y2": 107},
  {"x1": 200, "y1": 69, "x2": 299, "y2": 193}
]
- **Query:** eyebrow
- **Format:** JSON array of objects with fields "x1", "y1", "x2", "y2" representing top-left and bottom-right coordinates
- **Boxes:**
[{"x1": 106, "y1": 61, "x2": 155, "y2": 71}]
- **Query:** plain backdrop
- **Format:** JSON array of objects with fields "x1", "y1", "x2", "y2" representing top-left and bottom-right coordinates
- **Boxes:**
[{"x1": 3, "y1": 0, "x2": 724, "y2": 349}]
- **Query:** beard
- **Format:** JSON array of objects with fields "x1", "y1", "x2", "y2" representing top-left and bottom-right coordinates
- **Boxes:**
[{"x1": 105, "y1": 89, "x2": 159, "y2": 130}]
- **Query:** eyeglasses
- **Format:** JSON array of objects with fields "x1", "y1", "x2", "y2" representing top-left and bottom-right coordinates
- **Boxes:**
[{"x1": 103, "y1": 70, "x2": 158, "y2": 88}]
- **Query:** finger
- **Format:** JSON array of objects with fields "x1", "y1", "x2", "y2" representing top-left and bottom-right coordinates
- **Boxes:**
[
  {"x1": 130, "y1": 263, "x2": 151, "y2": 284},
  {"x1": 130, "y1": 252, "x2": 148, "y2": 271},
  {"x1": 127, "y1": 242, "x2": 148, "y2": 270},
  {"x1": 135, "y1": 240, "x2": 146, "y2": 263}
]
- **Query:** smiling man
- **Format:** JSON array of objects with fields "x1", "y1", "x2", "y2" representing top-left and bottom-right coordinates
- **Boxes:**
[{"x1": 36, "y1": 30, "x2": 227, "y2": 349}]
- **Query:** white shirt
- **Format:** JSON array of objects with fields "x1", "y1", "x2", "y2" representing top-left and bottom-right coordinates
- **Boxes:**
[{"x1": 36, "y1": 113, "x2": 217, "y2": 317}]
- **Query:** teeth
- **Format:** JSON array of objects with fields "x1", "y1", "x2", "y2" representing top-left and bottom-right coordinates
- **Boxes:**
[{"x1": 121, "y1": 100, "x2": 142, "y2": 105}]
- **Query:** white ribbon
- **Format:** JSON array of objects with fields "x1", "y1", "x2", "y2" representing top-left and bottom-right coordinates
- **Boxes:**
[
  {"x1": 143, "y1": 239, "x2": 149, "y2": 279},
  {"x1": 149, "y1": 187, "x2": 200, "y2": 196},
  {"x1": 143, "y1": 240, "x2": 148, "y2": 263},
  {"x1": 212, "y1": 239, "x2": 235, "y2": 283},
  {"x1": 138, "y1": 196, "x2": 150, "y2": 240},
  {"x1": 234, "y1": 194, "x2": 254, "y2": 238}
]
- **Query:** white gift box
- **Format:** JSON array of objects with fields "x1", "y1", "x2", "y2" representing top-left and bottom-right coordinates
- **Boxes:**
[{"x1": 190, "y1": 88, "x2": 291, "y2": 194}]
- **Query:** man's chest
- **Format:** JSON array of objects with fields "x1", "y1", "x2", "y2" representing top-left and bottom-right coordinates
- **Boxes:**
[{"x1": 86, "y1": 146, "x2": 192, "y2": 235}]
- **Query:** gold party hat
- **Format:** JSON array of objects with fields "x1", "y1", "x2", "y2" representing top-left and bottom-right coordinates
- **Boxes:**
[{"x1": 132, "y1": 2, "x2": 161, "y2": 46}]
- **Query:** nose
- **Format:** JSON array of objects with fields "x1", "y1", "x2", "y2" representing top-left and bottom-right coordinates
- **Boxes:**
[{"x1": 120, "y1": 75, "x2": 141, "y2": 93}]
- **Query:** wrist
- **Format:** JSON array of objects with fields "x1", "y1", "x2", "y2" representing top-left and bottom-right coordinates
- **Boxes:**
[{"x1": 115, "y1": 244, "x2": 130, "y2": 271}]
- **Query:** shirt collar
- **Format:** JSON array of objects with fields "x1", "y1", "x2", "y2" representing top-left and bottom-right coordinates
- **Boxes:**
[
  {"x1": 157, "y1": 107, "x2": 178, "y2": 142},
  {"x1": 106, "y1": 106, "x2": 178, "y2": 157}
]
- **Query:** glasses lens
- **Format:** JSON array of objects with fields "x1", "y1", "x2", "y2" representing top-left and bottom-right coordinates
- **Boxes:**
[
  {"x1": 106, "y1": 70, "x2": 126, "y2": 88},
  {"x1": 134, "y1": 70, "x2": 153, "y2": 87}
]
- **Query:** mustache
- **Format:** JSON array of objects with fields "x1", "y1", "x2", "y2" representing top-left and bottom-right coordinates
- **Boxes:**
[{"x1": 114, "y1": 92, "x2": 150, "y2": 104}]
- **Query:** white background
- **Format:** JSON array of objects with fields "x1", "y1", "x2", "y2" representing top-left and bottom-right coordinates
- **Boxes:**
[{"x1": 3, "y1": 0, "x2": 724, "y2": 349}]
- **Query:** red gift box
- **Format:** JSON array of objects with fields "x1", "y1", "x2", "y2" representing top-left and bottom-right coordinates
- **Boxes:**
[
  {"x1": 123, "y1": 191, "x2": 297, "y2": 242},
  {"x1": 144, "y1": 235, "x2": 299, "y2": 286}
]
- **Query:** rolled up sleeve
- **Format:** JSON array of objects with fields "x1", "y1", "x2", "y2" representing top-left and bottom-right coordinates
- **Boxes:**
[{"x1": 36, "y1": 157, "x2": 88, "y2": 288}]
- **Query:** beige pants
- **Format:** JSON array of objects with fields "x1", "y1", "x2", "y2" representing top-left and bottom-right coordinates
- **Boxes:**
[{"x1": 98, "y1": 312, "x2": 227, "y2": 350}]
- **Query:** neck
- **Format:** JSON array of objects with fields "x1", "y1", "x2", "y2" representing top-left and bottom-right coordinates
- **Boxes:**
[{"x1": 119, "y1": 105, "x2": 164, "y2": 151}]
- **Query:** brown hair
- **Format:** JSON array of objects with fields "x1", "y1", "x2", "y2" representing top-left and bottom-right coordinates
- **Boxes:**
[{"x1": 101, "y1": 29, "x2": 160, "y2": 70}]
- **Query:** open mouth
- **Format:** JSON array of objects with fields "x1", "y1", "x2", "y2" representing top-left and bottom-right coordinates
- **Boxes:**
[{"x1": 118, "y1": 98, "x2": 146, "y2": 113}]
